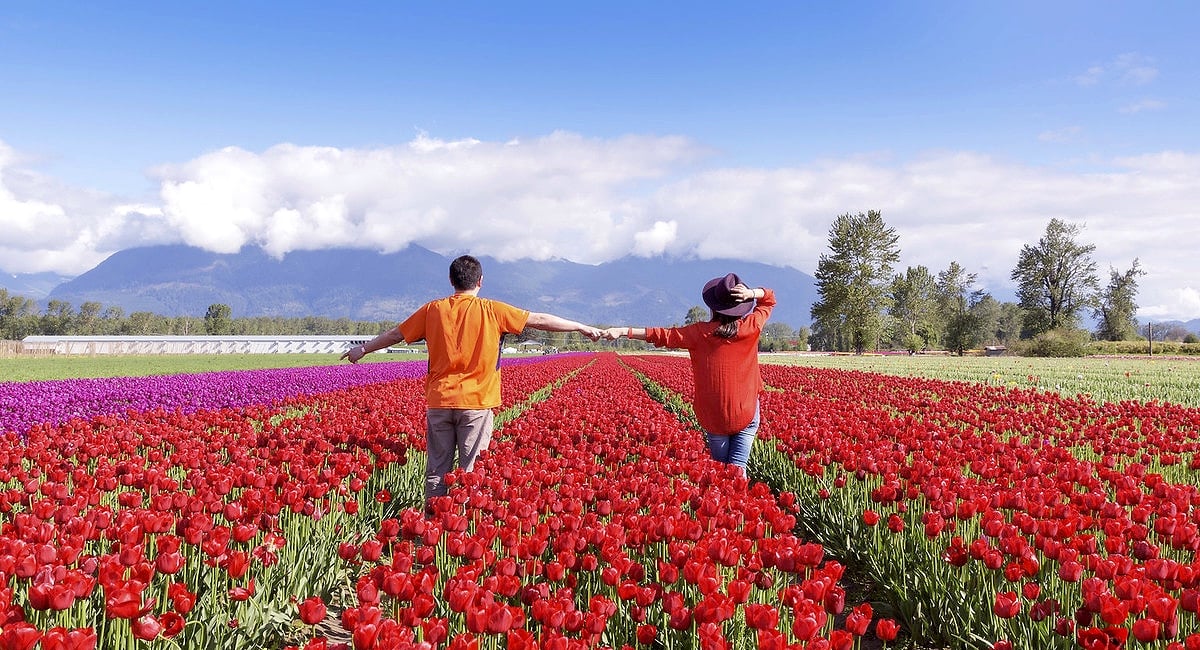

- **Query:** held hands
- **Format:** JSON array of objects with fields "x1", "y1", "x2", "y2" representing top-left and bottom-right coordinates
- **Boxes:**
[
  {"x1": 600, "y1": 327, "x2": 626, "y2": 341},
  {"x1": 579, "y1": 326, "x2": 603, "y2": 341}
]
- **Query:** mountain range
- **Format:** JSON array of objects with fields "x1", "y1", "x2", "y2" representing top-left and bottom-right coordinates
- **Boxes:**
[
  {"x1": 7, "y1": 246, "x2": 1196, "y2": 333},
  {"x1": 11, "y1": 245, "x2": 820, "y2": 329}
]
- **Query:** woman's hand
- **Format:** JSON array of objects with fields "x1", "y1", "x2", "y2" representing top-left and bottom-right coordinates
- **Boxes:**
[{"x1": 728, "y1": 284, "x2": 761, "y2": 302}]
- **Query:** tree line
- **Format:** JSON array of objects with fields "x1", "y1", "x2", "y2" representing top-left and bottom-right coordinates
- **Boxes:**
[
  {"x1": 0, "y1": 293, "x2": 392, "y2": 340},
  {"x1": 808, "y1": 211, "x2": 1184, "y2": 355}
]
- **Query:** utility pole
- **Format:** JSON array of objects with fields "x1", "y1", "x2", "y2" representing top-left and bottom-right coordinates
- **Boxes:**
[{"x1": 1148, "y1": 323, "x2": 1153, "y2": 356}]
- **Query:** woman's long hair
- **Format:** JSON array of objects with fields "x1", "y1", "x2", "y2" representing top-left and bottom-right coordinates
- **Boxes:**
[{"x1": 712, "y1": 312, "x2": 741, "y2": 339}]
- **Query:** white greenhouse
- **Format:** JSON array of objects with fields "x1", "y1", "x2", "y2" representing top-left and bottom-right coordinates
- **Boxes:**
[{"x1": 21, "y1": 335, "x2": 378, "y2": 355}]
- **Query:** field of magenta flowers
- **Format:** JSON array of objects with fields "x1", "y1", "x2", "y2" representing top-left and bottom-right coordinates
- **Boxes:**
[{"x1": 0, "y1": 352, "x2": 1198, "y2": 649}]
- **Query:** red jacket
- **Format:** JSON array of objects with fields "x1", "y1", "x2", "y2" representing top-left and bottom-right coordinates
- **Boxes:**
[{"x1": 644, "y1": 289, "x2": 776, "y2": 434}]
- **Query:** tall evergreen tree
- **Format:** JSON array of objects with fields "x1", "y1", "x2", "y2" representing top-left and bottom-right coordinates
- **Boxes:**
[
  {"x1": 1094, "y1": 259, "x2": 1145, "y2": 341},
  {"x1": 41, "y1": 300, "x2": 74, "y2": 335},
  {"x1": 204, "y1": 303, "x2": 234, "y2": 335},
  {"x1": 888, "y1": 265, "x2": 938, "y2": 351},
  {"x1": 810, "y1": 210, "x2": 900, "y2": 353},
  {"x1": 1011, "y1": 218, "x2": 1098, "y2": 337},
  {"x1": 936, "y1": 261, "x2": 983, "y2": 355},
  {"x1": 968, "y1": 295, "x2": 1002, "y2": 345}
]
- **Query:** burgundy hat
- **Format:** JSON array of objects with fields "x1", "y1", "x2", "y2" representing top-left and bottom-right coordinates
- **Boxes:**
[{"x1": 702, "y1": 273, "x2": 754, "y2": 318}]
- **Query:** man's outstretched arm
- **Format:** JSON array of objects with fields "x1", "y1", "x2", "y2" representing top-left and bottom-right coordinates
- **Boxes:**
[
  {"x1": 340, "y1": 327, "x2": 406, "y2": 363},
  {"x1": 526, "y1": 312, "x2": 601, "y2": 340}
]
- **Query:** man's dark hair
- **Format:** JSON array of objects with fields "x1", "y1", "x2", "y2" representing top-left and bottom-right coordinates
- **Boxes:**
[{"x1": 449, "y1": 255, "x2": 483, "y2": 291}]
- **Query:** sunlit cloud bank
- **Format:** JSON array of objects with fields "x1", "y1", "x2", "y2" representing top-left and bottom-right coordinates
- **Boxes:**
[
  {"x1": 1, "y1": 135, "x2": 1198, "y2": 320},
  {"x1": 151, "y1": 132, "x2": 705, "y2": 264},
  {"x1": 0, "y1": 141, "x2": 167, "y2": 276}
]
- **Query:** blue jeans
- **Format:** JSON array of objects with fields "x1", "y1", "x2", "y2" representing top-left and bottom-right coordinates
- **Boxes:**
[{"x1": 705, "y1": 402, "x2": 759, "y2": 475}]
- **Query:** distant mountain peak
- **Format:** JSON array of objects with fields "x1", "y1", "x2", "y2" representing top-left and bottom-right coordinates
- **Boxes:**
[{"x1": 0, "y1": 270, "x2": 74, "y2": 300}]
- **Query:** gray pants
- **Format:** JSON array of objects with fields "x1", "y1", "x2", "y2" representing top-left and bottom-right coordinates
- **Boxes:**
[{"x1": 425, "y1": 408, "x2": 494, "y2": 504}]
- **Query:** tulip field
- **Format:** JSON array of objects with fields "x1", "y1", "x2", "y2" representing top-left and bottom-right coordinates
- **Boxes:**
[
  {"x1": 1, "y1": 352, "x2": 1199, "y2": 649},
  {"x1": 767, "y1": 354, "x2": 1200, "y2": 409}
]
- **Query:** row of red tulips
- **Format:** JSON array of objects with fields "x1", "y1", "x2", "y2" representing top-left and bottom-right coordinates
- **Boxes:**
[
  {"x1": 624, "y1": 355, "x2": 1200, "y2": 649},
  {"x1": 0, "y1": 355, "x2": 592, "y2": 649},
  {"x1": 286, "y1": 352, "x2": 903, "y2": 649}
]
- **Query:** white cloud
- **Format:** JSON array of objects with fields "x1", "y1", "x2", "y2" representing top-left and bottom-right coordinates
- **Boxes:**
[
  {"x1": 633, "y1": 220, "x2": 678, "y2": 256},
  {"x1": 1140, "y1": 287, "x2": 1200, "y2": 322},
  {"x1": 0, "y1": 141, "x2": 171, "y2": 275},
  {"x1": 151, "y1": 133, "x2": 706, "y2": 263},
  {"x1": 4, "y1": 134, "x2": 1200, "y2": 320},
  {"x1": 1038, "y1": 126, "x2": 1083, "y2": 143},
  {"x1": 1119, "y1": 99, "x2": 1167, "y2": 114},
  {"x1": 1074, "y1": 65, "x2": 1104, "y2": 87},
  {"x1": 1074, "y1": 53, "x2": 1158, "y2": 88},
  {"x1": 1113, "y1": 53, "x2": 1158, "y2": 85}
]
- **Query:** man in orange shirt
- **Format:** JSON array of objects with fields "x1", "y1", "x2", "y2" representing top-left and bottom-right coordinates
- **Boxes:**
[{"x1": 342, "y1": 255, "x2": 601, "y2": 510}]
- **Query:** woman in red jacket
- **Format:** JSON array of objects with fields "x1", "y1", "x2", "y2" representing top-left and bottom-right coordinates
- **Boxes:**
[{"x1": 603, "y1": 273, "x2": 775, "y2": 475}]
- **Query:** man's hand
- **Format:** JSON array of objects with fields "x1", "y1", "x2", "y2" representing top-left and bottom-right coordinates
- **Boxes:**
[
  {"x1": 580, "y1": 326, "x2": 603, "y2": 341},
  {"x1": 340, "y1": 345, "x2": 367, "y2": 363}
]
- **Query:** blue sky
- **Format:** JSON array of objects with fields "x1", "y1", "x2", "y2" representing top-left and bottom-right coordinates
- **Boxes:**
[{"x1": 2, "y1": 2, "x2": 1199, "y2": 320}]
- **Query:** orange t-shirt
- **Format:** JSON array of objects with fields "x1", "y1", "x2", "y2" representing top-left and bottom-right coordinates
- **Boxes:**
[
  {"x1": 644, "y1": 289, "x2": 776, "y2": 435},
  {"x1": 398, "y1": 294, "x2": 530, "y2": 409}
]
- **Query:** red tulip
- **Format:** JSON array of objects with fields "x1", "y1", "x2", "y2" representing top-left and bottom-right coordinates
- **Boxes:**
[
  {"x1": 360, "y1": 539, "x2": 384, "y2": 562},
  {"x1": 845, "y1": 602, "x2": 872, "y2": 635},
  {"x1": 130, "y1": 614, "x2": 163, "y2": 641},
  {"x1": 352, "y1": 622, "x2": 378, "y2": 650},
  {"x1": 168, "y1": 582, "x2": 197, "y2": 614},
  {"x1": 155, "y1": 551, "x2": 186, "y2": 575},
  {"x1": 1022, "y1": 582, "x2": 1041, "y2": 600},
  {"x1": 1133, "y1": 618, "x2": 1161, "y2": 644},
  {"x1": 744, "y1": 603, "x2": 778, "y2": 630},
  {"x1": 829, "y1": 629, "x2": 854, "y2": 650},
  {"x1": 420, "y1": 617, "x2": 449, "y2": 644},
  {"x1": 1059, "y1": 561, "x2": 1084, "y2": 582},
  {"x1": 39, "y1": 627, "x2": 97, "y2": 650},
  {"x1": 823, "y1": 586, "x2": 846, "y2": 615},
  {"x1": 875, "y1": 618, "x2": 900, "y2": 641},
  {"x1": 1100, "y1": 597, "x2": 1130, "y2": 626},
  {"x1": 104, "y1": 584, "x2": 150, "y2": 619},
  {"x1": 228, "y1": 579, "x2": 256, "y2": 601},
  {"x1": 0, "y1": 623, "x2": 41, "y2": 650},
  {"x1": 160, "y1": 612, "x2": 185, "y2": 638},
  {"x1": 299, "y1": 596, "x2": 327, "y2": 625},
  {"x1": 993, "y1": 591, "x2": 1020, "y2": 619}
]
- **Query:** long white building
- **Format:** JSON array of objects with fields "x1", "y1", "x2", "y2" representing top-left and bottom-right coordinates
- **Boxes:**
[{"x1": 19, "y1": 335, "x2": 426, "y2": 355}]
